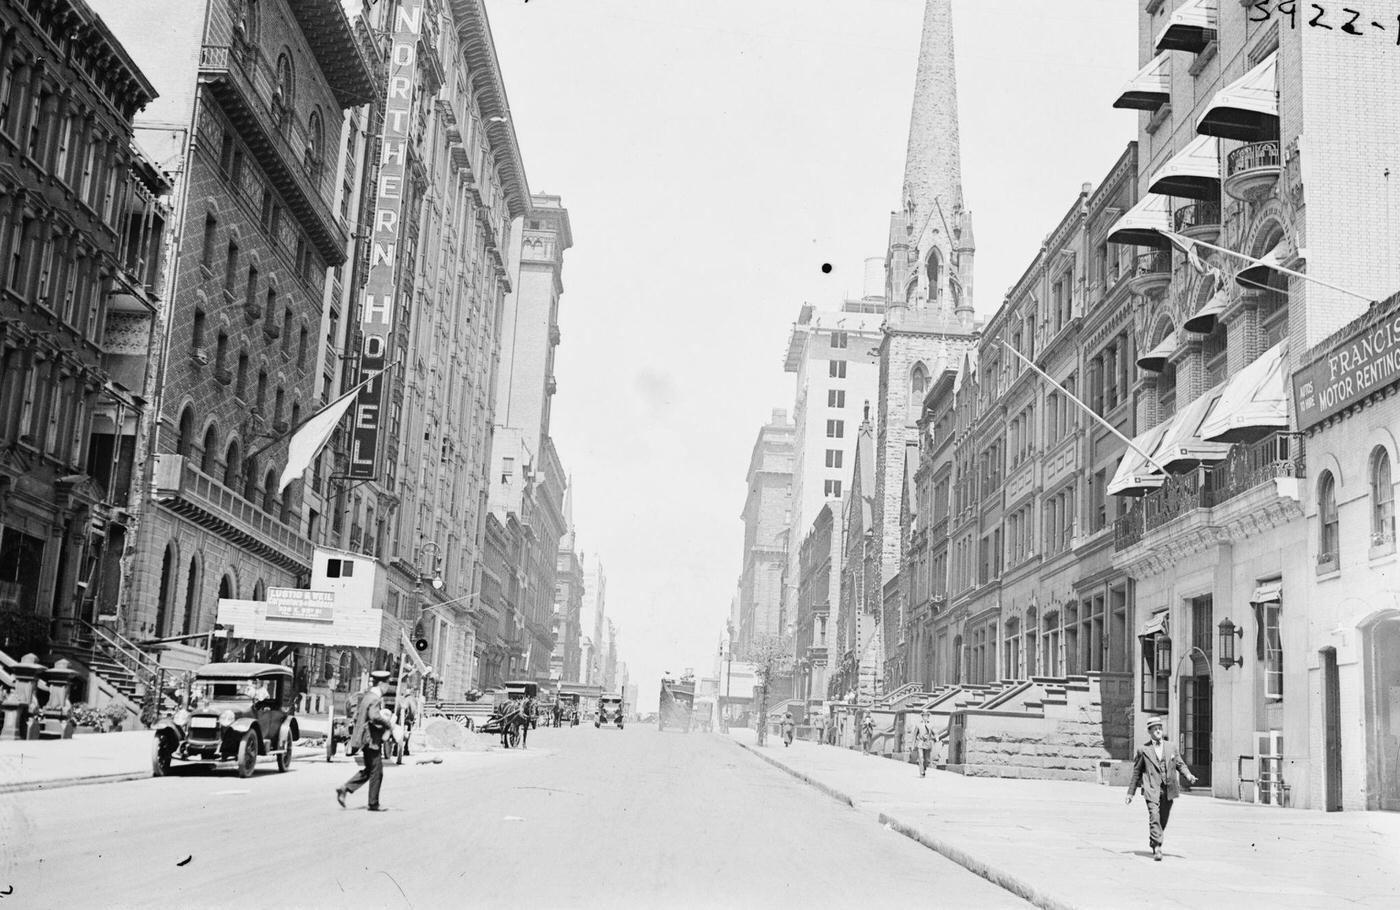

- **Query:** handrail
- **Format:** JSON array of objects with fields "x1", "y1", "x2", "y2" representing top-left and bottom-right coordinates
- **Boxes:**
[{"x1": 81, "y1": 619, "x2": 161, "y2": 683}]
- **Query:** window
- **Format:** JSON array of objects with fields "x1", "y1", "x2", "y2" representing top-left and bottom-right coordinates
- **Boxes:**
[
  {"x1": 219, "y1": 132, "x2": 234, "y2": 175},
  {"x1": 235, "y1": 351, "x2": 249, "y2": 398},
  {"x1": 827, "y1": 389, "x2": 845, "y2": 408},
  {"x1": 224, "y1": 240, "x2": 239, "y2": 296},
  {"x1": 824, "y1": 479, "x2": 842, "y2": 498},
  {"x1": 1252, "y1": 589, "x2": 1283, "y2": 701},
  {"x1": 828, "y1": 360, "x2": 847, "y2": 379},
  {"x1": 325, "y1": 558, "x2": 354, "y2": 579},
  {"x1": 297, "y1": 326, "x2": 309, "y2": 367},
  {"x1": 192, "y1": 309, "x2": 206, "y2": 352},
  {"x1": 830, "y1": 331, "x2": 848, "y2": 349},
  {"x1": 825, "y1": 449, "x2": 843, "y2": 469},
  {"x1": 825, "y1": 419, "x2": 844, "y2": 439},
  {"x1": 230, "y1": 148, "x2": 244, "y2": 188},
  {"x1": 1371, "y1": 448, "x2": 1394, "y2": 547},
  {"x1": 1318, "y1": 471, "x2": 1339, "y2": 565},
  {"x1": 201, "y1": 214, "x2": 217, "y2": 270},
  {"x1": 245, "y1": 264, "x2": 259, "y2": 312},
  {"x1": 1140, "y1": 619, "x2": 1170, "y2": 713}
]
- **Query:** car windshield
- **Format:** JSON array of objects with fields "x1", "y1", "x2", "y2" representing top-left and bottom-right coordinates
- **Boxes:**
[{"x1": 188, "y1": 679, "x2": 268, "y2": 710}]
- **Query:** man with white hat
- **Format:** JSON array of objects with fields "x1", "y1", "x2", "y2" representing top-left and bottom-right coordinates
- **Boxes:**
[
  {"x1": 1125, "y1": 715, "x2": 1198, "y2": 861},
  {"x1": 337, "y1": 669, "x2": 393, "y2": 812}
]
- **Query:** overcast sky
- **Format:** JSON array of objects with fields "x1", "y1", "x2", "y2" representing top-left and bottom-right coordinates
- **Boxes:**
[{"x1": 486, "y1": 0, "x2": 1138, "y2": 709}]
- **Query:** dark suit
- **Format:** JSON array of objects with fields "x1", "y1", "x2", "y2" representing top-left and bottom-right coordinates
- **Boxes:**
[
  {"x1": 1127, "y1": 738, "x2": 1194, "y2": 848},
  {"x1": 342, "y1": 685, "x2": 390, "y2": 808}
]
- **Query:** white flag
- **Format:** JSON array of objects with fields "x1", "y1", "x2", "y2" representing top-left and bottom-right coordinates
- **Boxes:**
[{"x1": 276, "y1": 376, "x2": 375, "y2": 492}]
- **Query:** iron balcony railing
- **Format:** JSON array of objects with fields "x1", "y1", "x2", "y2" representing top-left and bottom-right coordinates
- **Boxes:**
[
  {"x1": 1115, "y1": 432, "x2": 1305, "y2": 550},
  {"x1": 1173, "y1": 201, "x2": 1222, "y2": 233},
  {"x1": 1226, "y1": 140, "x2": 1281, "y2": 179},
  {"x1": 1136, "y1": 249, "x2": 1171, "y2": 276}
]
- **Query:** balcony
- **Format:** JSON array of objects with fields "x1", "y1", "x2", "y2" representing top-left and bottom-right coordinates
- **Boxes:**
[
  {"x1": 1224, "y1": 141, "x2": 1281, "y2": 202},
  {"x1": 1115, "y1": 432, "x2": 1305, "y2": 550},
  {"x1": 151, "y1": 454, "x2": 312, "y2": 572},
  {"x1": 1173, "y1": 201, "x2": 1221, "y2": 244},
  {"x1": 1129, "y1": 250, "x2": 1171, "y2": 297},
  {"x1": 197, "y1": 45, "x2": 348, "y2": 264}
]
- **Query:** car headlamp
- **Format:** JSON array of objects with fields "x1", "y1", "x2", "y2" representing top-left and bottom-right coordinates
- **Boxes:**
[
  {"x1": 173, "y1": 710, "x2": 190, "y2": 727},
  {"x1": 218, "y1": 710, "x2": 235, "y2": 727}
]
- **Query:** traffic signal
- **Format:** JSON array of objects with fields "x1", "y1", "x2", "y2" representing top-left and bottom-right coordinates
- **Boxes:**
[
  {"x1": 413, "y1": 620, "x2": 428, "y2": 653},
  {"x1": 415, "y1": 636, "x2": 429, "y2": 652}
]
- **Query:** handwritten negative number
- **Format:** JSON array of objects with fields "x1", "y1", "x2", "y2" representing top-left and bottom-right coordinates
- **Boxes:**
[{"x1": 1249, "y1": 2, "x2": 1392, "y2": 39}]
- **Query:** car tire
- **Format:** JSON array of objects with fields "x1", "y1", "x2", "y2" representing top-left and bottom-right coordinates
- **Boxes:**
[
  {"x1": 151, "y1": 733, "x2": 174, "y2": 777},
  {"x1": 237, "y1": 730, "x2": 260, "y2": 779},
  {"x1": 276, "y1": 723, "x2": 294, "y2": 772}
]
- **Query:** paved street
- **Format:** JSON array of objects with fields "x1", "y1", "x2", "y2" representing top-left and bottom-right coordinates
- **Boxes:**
[{"x1": 0, "y1": 727, "x2": 1028, "y2": 910}]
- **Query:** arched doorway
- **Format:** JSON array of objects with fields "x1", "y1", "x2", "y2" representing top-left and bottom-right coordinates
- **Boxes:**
[
  {"x1": 1362, "y1": 611, "x2": 1400, "y2": 810},
  {"x1": 155, "y1": 543, "x2": 178, "y2": 637}
]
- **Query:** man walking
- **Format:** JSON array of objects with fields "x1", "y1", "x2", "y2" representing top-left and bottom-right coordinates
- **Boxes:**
[
  {"x1": 336, "y1": 669, "x2": 393, "y2": 812},
  {"x1": 912, "y1": 709, "x2": 938, "y2": 777},
  {"x1": 1125, "y1": 716, "x2": 1198, "y2": 861},
  {"x1": 860, "y1": 713, "x2": 875, "y2": 754},
  {"x1": 780, "y1": 712, "x2": 796, "y2": 747}
]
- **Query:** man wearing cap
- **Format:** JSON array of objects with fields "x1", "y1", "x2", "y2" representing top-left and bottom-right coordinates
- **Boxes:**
[
  {"x1": 1125, "y1": 716, "x2": 1198, "y2": 861},
  {"x1": 911, "y1": 709, "x2": 938, "y2": 778},
  {"x1": 337, "y1": 670, "x2": 393, "y2": 812}
]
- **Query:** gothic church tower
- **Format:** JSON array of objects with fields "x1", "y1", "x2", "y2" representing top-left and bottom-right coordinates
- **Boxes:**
[{"x1": 871, "y1": 0, "x2": 978, "y2": 691}]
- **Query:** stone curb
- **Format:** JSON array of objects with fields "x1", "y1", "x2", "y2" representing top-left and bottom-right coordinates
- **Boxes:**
[
  {"x1": 0, "y1": 771, "x2": 150, "y2": 795},
  {"x1": 731, "y1": 738, "x2": 1080, "y2": 910}
]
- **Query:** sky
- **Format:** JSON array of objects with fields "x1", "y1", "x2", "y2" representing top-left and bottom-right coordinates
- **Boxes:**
[{"x1": 485, "y1": 0, "x2": 1139, "y2": 709}]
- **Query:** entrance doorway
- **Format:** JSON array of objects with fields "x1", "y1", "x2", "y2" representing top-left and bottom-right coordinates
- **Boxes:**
[
  {"x1": 1180, "y1": 595, "x2": 1214, "y2": 786},
  {"x1": 1363, "y1": 613, "x2": 1400, "y2": 811},
  {"x1": 1322, "y1": 647, "x2": 1343, "y2": 811}
]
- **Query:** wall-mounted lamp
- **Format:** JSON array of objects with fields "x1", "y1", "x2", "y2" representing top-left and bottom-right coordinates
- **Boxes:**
[{"x1": 1218, "y1": 617, "x2": 1244, "y2": 669}]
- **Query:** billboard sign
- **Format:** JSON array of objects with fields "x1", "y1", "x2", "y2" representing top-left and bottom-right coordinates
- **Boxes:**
[
  {"x1": 265, "y1": 587, "x2": 334, "y2": 623},
  {"x1": 1293, "y1": 307, "x2": 1400, "y2": 430}
]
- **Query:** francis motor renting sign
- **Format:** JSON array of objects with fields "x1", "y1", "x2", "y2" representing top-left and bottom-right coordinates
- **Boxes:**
[{"x1": 1293, "y1": 306, "x2": 1400, "y2": 430}]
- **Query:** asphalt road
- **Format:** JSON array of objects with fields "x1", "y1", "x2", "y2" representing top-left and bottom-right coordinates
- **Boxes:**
[{"x1": 0, "y1": 725, "x2": 1029, "y2": 909}]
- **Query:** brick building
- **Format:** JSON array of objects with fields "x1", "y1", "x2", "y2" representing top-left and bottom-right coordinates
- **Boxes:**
[
  {"x1": 551, "y1": 483, "x2": 582, "y2": 684},
  {"x1": 793, "y1": 501, "x2": 839, "y2": 706},
  {"x1": 736, "y1": 409, "x2": 794, "y2": 654},
  {"x1": 0, "y1": 0, "x2": 169, "y2": 665}
]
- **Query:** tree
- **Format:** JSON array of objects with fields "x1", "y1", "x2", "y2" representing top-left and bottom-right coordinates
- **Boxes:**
[{"x1": 742, "y1": 633, "x2": 793, "y2": 746}]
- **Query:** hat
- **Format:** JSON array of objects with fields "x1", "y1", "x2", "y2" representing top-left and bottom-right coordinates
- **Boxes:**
[
  {"x1": 1145, "y1": 716, "x2": 1164, "y2": 730},
  {"x1": 369, "y1": 670, "x2": 393, "y2": 683}
]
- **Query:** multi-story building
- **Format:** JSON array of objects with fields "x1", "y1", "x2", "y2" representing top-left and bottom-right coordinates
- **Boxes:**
[
  {"x1": 91, "y1": 0, "x2": 376, "y2": 675},
  {"x1": 1105, "y1": 0, "x2": 1400, "y2": 809},
  {"x1": 602, "y1": 618, "x2": 617, "y2": 692},
  {"x1": 578, "y1": 554, "x2": 605, "y2": 685},
  {"x1": 736, "y1": 409, "x2": 794, "y2": 654},
  {"x1": 489, "y1": 193, "x2": 571, "y2": 686},
  {"x1": 551, "y1": 484, "x2": 582, "y2": 683},
  {"x1": 0, "y1": 0, "x2": 169, "y2": 667},
  {"x1": 834, "y1": 414, "x2": 879, "y2": 701},
  {"x1": 793, "y1": 502, "x2": 840, "y2": 705},
  {"x1": 782, "y1": 270, "x2": 885, "y2": 631}
]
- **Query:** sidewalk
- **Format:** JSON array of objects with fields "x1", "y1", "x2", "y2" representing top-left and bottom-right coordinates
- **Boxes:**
[{"x1": 727, "y1": 729, "x2": 1400, "y2": 910}]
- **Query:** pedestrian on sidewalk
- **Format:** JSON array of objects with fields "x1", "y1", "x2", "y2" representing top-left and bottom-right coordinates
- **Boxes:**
[
  {"x1": 781, "y1": 712, "x2": 795, "y2": 747},
  {"x1": 337, "y1": 670, "x2": 393, "y2": 812},
  {"x1": 861, "y1": 714, "x2": 875, "y2": 754},
  {"x1": 1125, "y1": 716, "x2": 1197, "y2": 861},
  {"x1": 911, "y1": 709, "x2": 938, "y2": 777}
]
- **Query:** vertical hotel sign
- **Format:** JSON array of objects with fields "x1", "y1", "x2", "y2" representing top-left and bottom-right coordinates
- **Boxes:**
[{"x1": 350, "y1": 0, "x2": 422, "y2": 479}]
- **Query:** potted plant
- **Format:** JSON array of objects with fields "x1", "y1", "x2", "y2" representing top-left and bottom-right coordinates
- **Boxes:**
[
  {"x1": 70, "y1": 704, "x2": 105, "y2": 732},
  {"x1": 103, "y1": 702, "x2": 128, "y2": 732}
]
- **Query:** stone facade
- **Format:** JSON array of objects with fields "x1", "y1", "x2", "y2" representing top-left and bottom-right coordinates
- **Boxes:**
[{"x1": 736, "y1": 409, "x2": 794, "y2": 654}]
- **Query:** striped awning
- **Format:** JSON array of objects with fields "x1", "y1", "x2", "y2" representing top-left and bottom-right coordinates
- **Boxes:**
[
  {"x1": 1184, "y1": 287, "x2": 1229, "y2": 334},
  {"x1": 1149, "y1": 135, "x2": 1220, "y2": 201},
  {"x1": 1137, "y1": 335, "x2": 1177, "y2": 373},
  {"x1": 1155, "y1": 0, "x2": 1218, "y2": 54},
  {"x1": 1156, "y1": 383, "x2": 1232, "y2": 472},
  {"x1": 1114, "y1": 53, "x2": 1171, "y2": 112},
  {"x1": 1107, "y1": 420, "x2": 1173, "y2": 497},
  {"x1": 1107, "y1": 194, "x2": 1172, "y2": 247},
  {"x1": 1199, "y1": 341, "x2": 1290, "y2": 443},
  {"x1": 1197, "y1": 51, "x2": 1279, "y2": 142}
]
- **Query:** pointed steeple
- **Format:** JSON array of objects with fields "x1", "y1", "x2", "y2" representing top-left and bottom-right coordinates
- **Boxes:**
[{"x1": 889, "y1": 0, "x2": 975, "y2": 325}]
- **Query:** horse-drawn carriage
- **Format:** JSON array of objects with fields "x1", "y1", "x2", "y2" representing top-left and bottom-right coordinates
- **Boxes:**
[{"x1": 480, "y1": 681, "x2": 537, "y2": 748}]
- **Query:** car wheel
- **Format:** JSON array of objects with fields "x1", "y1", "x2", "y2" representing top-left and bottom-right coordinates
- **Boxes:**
[
  {"x1": 276, "y1": 723, "x2": 294, "y2": 772},
  {"x1": 236, "y1": 730, "x2": 260, "y2": 778},
  {"x1": 151, "y1": 733, "x2": 174, "y2": 777}
]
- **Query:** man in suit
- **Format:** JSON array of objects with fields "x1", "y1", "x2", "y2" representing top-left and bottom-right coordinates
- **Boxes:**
[
  {"x1": 912, "y1": 709, "x2": 938, "y2": 777},
  {"x1": 337, "y1": 670, "x2": 393, "y2": 812},
  {"x1": 1125, "y1": 715, "x2": 1198, "y2": 860}
]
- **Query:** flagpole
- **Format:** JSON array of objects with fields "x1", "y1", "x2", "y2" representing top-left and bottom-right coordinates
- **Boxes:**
[
  {"x1": 999, "y1": 341, "x2": 1171, "y2": 475},
  {"x1": 246, "y1": 360, "x2": 397, "y2": 463},
  {"x1": 1167, "y1": 233, "x2": 1374, "y2": 304}
]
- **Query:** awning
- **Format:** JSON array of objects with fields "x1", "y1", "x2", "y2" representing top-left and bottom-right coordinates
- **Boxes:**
[
  {"x1": 1155, "y1": 0, "x2": 1218, "y2": 53},
  {"x1": 1250, "y1": 581, "x2": 1282, "y2": 605},
  {"x1": 1137, "y1": 334, "x2": 1177, "y2": 373},
  {"x1": 1148, "y1": 135, "x2": 1220, "y2": 201},
  {"x1": 1107, "y1": 420, "x2": 1173, "y2": 496},
  {"x1": 1199, "y1": 341, "x2": 1290, "y2": 443},
  {"x1": 1113, "y1": 53, "x2": 1171, "y2": 111},
  {"x1": 1235, "y1": 241, "x2": 1297, "y2": 291},
  {"x1": 1106, "y1": 194, "x2": 1171, "y2": 247},
  {"x1": 1141, "y1": 611, "x2": 1169, "y2": 638},
  {"x1": 1184, "y1": 287, "x2": 1229, "y2": 334},
  {"x1": 1157, "y1": 383, "x2": 1233, "y2": 472},
  {"x1": 1197, "y1": 51, "x2": 1278, "y2": 141}
]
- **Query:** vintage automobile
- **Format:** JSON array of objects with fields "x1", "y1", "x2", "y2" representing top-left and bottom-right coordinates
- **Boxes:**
[
  {"x1": 596, "y1": 693, "x2": 624, "y2": 729},
  {"x1": 557, "y1": 691, "x2": 581, "y2": 727},
  {"x1": 151, "y1": 663, "x2": 299, "y2": 778}
]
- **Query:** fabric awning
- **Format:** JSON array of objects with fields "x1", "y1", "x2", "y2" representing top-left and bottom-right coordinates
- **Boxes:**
[
  {"x1": 1107, "y1": 420, "x2": 1173, "y2": 496},
  {"x1": 1114, "y1": 53, "x2": 1171, "y2": 111},
  {"x1": 1235, "y1": 241, "x2": 1298, "y2": 290},
  {"x1": 1184, "y1": 287, "x2": 1229, "y2": 334},
  {"x1": 1141, "y1": 611, "x2": 1169, "y2": 638},
  {"x1": 1149, "y1": 135, "x2": 1220, "y2": 201},
  {"x1": 1250, "y1": 581, "x2": 1282, "y2": 605},
  {"x1": 1157, "y1": 383, "x2": 1233, "y2": 472},
  {"x1": 1199, "y1": 341, "x2": 1290, "y2": 443},
  {"x1": 1107, "y1": 194, "x2": 1171, "y2": 247},
  {"x1": 1155, "y1": 0, "x2": 1218, "y2": 53},
  {"x1": 1197, "y1": 51, "x2": 1279, "y2": 141},
  {"x1": 1137, "y1": 334, "x2": 1177, "y2": 373}
]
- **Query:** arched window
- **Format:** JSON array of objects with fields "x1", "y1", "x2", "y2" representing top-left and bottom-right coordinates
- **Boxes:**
[
  {"x1": 218, "y1": 575, "x2": 234, "y2": 601},
  {"x1": 200, "y1": 424, "x2": 219, "y2": 473},
  {"x1": 909, "y1": 363, "x2": 929, "y2": 421},
  {"x1": 243, "y1": 457, "x2": 260, "y2": 502},
  {"x1": 273, "y1": 53, "x2": 294, "y2": 128},
  {"x1": 181, "y1": 555, "x2": 200, "y2": 636},
  {"x1": 1371, "y1": 448, "x2": 1394, "y2": 545},
  {"x1": 305, "y1": 109, "x2": 323, "y2": 179},
  {"x1": 1319, "y1": 471, "x2": 1339, "y2": 561},
  {"x1": 279, "y1": 476, "x2": 294, "y2": 524},
  {"x1": 253, "y1": 579, "x2": 266, "y2": 601},
  {"x1": 263, "y1": 468, "x2": 277, "y2": 513},
  {"x1": 176, "y1": 406, "x2": 195, "y2": 456},
  {"x1": 223, "y1": 440, "x2": 241, "y2": 487},
  {"x1": 926, "y1": 249, "x2": 941, "y2": 302},
  {"x1": 155, "y1": 542, "x2": 178, "y2": 637}
]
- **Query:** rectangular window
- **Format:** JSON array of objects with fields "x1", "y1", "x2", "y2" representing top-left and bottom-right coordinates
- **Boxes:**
[
  {"x1": 824, "y1": 479, "x2": 842, "y2": 498},
  {"x1": 825, "y1": 449, "x2": 843, "y2": 469},
  {"x1": 828, "y1": 360, "x2": 847, "y2": 379},
  {"x1": 224, "y1": 241, "x2": 239, "y2": 296},
  {"x1": 230, "y1": 149, "x2": 244, "y2": 189},
  {"x1": 830, "y1": 331, "x2": 848, "y2": 349},
  {"x1": 192, "y1": 309, "x2": 206, "y2": 352},
  {"x1": 260, "y1": 189, "x2": 274, "y2": 230},
  {"x1": 219, "y1": 132, "x2": 234, "y2": 175},
  {"x1": 827, "y1": 389, "x2": 846, "y2": 408},
  {"x1": 1258, "y1": 597, "x2": 1283, "y2": 700},
  {"x1": 825, "y1": 419, "x2": 844, "y2": 439},
  {"x1": 1141, "y1": 625, "x2": 1171, "y2": 713},
  {"x1": 201, "y1": 215, "x2": 217, "y2": 270}
]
